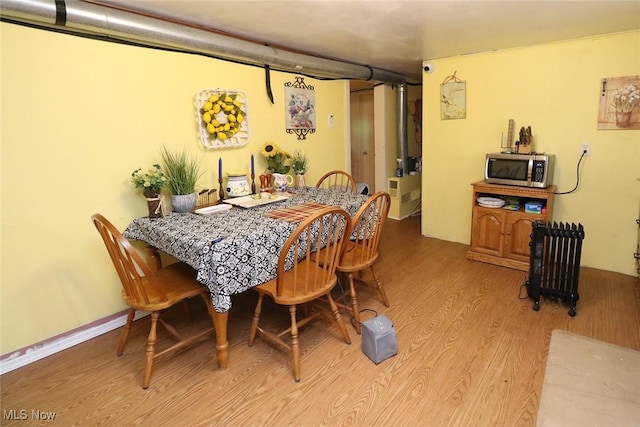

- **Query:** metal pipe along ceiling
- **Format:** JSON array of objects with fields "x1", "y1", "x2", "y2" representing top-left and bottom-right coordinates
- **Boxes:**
[
  {"x1": 0, "y1": 0, "x2": 407, "y2": 85},
  {"x1": 1, "y1": 0, "x2": 411, "y2": 165}
]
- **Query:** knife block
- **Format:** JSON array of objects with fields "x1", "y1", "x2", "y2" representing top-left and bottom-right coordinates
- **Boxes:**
[{"x1": 516, "y1": 137, "x2": 533, "y2": 154}]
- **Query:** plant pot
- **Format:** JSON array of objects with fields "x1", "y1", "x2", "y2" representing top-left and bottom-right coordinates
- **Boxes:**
[
  {"x1": 171, "y1": 193, "x2": 197, "y2": 213},
  {"x1": 143, "y1": 189, "x2": 163, "y2": 219},
  {"x1": 615, "y1": 111, "x2": 632, "y2": 128},
  {"x1": 294, "y1": 174, "x2": 306, "y2": 188}
]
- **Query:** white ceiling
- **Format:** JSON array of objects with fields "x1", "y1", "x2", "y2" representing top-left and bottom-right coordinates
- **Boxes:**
[{"x1": 100, "y1": 1, "x2": 640, "y2": 81}]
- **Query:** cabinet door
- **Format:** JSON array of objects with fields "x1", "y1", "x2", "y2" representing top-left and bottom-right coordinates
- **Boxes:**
[
  {"x1": 504, "y1": 212, "x2": 537, "y2": 262},
  {"x1": 470, "y1": 207, "x2": 506, "y2": 256}
]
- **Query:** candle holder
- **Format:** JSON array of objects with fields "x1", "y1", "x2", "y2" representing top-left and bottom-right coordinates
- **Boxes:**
[
  {"x1": 218, "y1": 176, "x2": 225, "y2": 200},
  {"x1": 251, "y1": 173, "x2": 257, "y2": 194}
]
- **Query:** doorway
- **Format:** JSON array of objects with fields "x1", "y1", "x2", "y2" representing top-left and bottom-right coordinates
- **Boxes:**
[{"x1": 349, "y1": 80, "x2": 376, "y2": 193}]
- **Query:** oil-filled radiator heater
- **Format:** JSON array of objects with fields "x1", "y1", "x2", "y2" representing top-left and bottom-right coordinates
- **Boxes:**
[{"x1": 525, "y1": 221, "x2": 585, "y2": 317}]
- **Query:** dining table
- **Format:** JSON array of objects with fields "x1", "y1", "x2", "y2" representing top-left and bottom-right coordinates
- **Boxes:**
[{"x1": 123, "y1": 186, "x2": 369, "y2": 370}]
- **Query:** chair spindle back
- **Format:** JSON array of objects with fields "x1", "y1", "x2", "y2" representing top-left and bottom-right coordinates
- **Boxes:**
[
  {"x1": 315, "y1": 170, "x2": 357, "y2": 193},
  {"x1": 342, "y1": 191, "x2": 391, "y2": 268},
  {"x1": 276, "y1": 207, "x2": 351, "y2": 298},
  {"x1": 92, "y1": 214, "x2": 167, "y2": 305}
]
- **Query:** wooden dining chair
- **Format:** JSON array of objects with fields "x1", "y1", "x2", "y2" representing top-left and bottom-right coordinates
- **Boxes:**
[
  {"x1": 91, "y1": 213, "x2": 217, "y2": 389},
  {"x1": 315, "y1": 170, "x2": 357, "y2": 193},
  {"x1": 320, "y1": 191, "x2": 391, "y2": 334},
  {"x1": 248, "y1": 207, "x2": 353, "y2": 381}
]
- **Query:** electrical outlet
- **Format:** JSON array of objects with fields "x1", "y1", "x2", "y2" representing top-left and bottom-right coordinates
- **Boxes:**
[{"x1": 580, "y1": 142, "x2": 591, "y2": 156}]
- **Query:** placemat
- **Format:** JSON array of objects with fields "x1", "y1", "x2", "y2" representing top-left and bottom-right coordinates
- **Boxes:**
[{"x1": 264, "y1": 202, "x2": 328, "y2": 223}]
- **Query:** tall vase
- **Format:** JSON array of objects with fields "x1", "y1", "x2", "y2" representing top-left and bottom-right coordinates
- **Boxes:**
[
  {"x1": 294, "y1": 174, "x2": 306, "y2": 188},
  {"x1": 143, "y1": 189, "x2": 163, "y2": 219},
  {"x1": 272, "y1": 173, "x2": 293, "y2": 193},
  {"x1": 171, "y1": 192, "x2": 197, "y2": 213}
]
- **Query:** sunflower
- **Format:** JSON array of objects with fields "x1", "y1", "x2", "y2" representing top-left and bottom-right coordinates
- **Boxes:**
[
  {"x1": 260, "y1": 142, "x2": 291, "y2": 174},
  {"x1": 260, "y1": 141, "x2": 280, "y2": 158}
]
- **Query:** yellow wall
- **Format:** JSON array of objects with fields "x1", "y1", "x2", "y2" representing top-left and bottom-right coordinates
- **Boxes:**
[
  {"x1": 422, "y1": 31, "x2": 640, "y2": 276},
  {"x1": 0, "y1": 23, "x2": 349, "y2": 354}
]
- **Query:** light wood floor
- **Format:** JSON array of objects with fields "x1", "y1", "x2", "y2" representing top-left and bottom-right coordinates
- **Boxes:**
[{"x1": 2, "y1": 215, "x2": 639, "y2": 426}]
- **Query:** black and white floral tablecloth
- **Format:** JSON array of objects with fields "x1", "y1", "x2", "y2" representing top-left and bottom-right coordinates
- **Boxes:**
[{"x1": 123, "y1": 187, "x2": 369, "y2": 312}]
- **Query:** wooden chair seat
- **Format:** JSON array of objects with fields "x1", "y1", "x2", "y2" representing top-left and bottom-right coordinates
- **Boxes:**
[
  {"x1": 92, "y1": 213, "x2": 217, "y2": 389},
  {"x1": 248, "y1": 207, "x2": 352, "y2": 382},
  {"x1": 120, "y1": 262, "x2": 206, "y2": 311},
  {"x1": 252, "y1": 259, "x2": 339, "y2": 305},
  {"x1": 337, "y1": 243, "x2": 380, "y2": 273}
]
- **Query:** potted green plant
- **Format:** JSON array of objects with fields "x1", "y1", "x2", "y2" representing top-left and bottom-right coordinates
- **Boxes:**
[
  {"x1": 160, "y1": 145, "x2": 202, "y2": 212},
  {"x1": 291, "y1": 149, "x2": 309, "y2": 188},
  {"x1": 130, "y1": 164, "x2": 167, "y2": 218}
]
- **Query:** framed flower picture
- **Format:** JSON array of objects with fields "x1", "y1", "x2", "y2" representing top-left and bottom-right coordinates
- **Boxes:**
[
  {"x1": 598, "y1": 75, "x2": 640, "y2": 130},
  {"x1": 285, "y1": 77, "x2": 316, "y2": 140}
]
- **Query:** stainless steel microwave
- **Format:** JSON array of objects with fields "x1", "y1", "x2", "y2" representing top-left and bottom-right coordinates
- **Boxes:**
[{"x1": 484, "y1": 153, "x2": 554, "y2": 188}]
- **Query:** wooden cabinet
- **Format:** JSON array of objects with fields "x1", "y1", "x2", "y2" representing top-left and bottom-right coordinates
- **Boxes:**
[{"x1": 467, "y1": 181, "x2": 556, "y2": 271}]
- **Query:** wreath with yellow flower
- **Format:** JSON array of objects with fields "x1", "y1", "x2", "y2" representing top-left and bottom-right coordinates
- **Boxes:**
[{"x1": 195, "y1": 89, "x2": 250, "y2": 148}]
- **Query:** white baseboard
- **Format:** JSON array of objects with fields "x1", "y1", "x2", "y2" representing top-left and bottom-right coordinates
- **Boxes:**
[{"x1": 0, "y1": 310, "x2": 149, "y2": 375}]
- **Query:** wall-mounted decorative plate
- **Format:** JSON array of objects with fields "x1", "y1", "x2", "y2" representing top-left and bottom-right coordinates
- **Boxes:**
[{"x1": 195, "y1": 89, "x2": 250, "y2": 149}]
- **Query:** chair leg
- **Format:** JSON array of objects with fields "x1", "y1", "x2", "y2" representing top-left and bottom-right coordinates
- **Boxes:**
[
  {"x1": 117, "y1": 308, "x2": 136, "y2": 356},
  {"x1": 248, "y1": 294, "x2": 264, "y2": 346},
  {"x1": 289, "y1": 305, "x2": 301, "y2": 382},
  {"x1": 370, "y1": 265, "x2": 390, "y2": 307},
  {"x1": 326, "y1": 292, "x2": 352, "y2": 345},
  {"x1": 347, "y1": 272, "x2": 362, "y2": 334},
  {"x1": 143, "y1": 311, "x2": 160, "y2": 389}
]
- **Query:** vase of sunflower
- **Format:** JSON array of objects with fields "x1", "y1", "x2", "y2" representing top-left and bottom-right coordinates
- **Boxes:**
[{"x1": 260, "y1": 142, "x2": 293, "y2": 192}]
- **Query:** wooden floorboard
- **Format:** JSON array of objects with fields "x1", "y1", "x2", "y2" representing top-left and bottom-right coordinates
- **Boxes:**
[{"x1": 1, "y1": 215, "x2": 638, "y2": 426}]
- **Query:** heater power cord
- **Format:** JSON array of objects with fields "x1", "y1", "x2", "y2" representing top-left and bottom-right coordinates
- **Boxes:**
[{"x1": 334, "y1": 275, "x2": 378, "y2": 329}]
